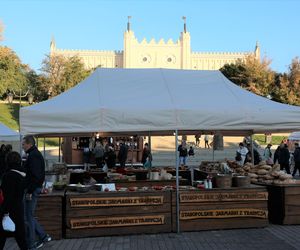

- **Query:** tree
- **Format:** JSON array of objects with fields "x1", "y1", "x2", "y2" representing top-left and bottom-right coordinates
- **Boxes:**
[
  {"x1": 41, "y1": 54, "x2": 90, "y2": 97},
  {"x1": 26, "y1": 70, "x2": 49, "y2": 102},
  {"x1": 220, "y1": 54, "x2": 275, "y2": 97},
  {"x1": 0, "y1": 46, "x2": 29, "y2": 97},
  {"x1": 271, "y1": 58, "x2": 300, "y2": 105}
]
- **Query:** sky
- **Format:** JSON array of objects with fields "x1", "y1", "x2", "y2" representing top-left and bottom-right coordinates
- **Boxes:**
[{"x1": 1, "y1": 0, "x2": 299, "y2": 73}]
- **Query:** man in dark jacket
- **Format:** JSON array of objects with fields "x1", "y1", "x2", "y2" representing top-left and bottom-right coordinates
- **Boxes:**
[
  {"x1": 118, "y1": 142, "x2": 128, "y2": 168},
  {"x1": 293, "y1": 143, "x2": 300, "y2": 177},
  {"x1": 22, "y1": 135, "x2": 51, "y2": 249},
  {"x1": 278, "y1": 143, "x2": 291, "y2": 174}
]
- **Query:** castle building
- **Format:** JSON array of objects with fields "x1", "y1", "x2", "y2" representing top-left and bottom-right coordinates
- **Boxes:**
[{"x1": 50, "y1": 18, "x2": 260, "y2": 70}]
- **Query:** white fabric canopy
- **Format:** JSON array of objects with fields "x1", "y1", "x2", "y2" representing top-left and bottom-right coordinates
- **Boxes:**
[
  {"x1": 289, "y1": 132, "x2": 300, "y2": 141},
  {"x1": 20, "y1": 68, "x2": 300, "y2": 135},
  {"x1": 0, "y1": 122, "x2": 20, "y2": 141}
]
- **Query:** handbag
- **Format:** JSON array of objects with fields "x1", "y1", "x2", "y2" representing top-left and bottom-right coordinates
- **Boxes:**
[
  {"x1": 2, "y1": 214, "x2": 15, "y2": 232},
  {"x1": 0, "y1": 189, "x2": 4, "y2": 205}
]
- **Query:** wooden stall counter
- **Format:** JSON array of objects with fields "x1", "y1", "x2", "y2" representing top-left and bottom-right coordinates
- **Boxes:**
[
  {"x1": 36, "y1": 191, "x2": 65, "y2": 240},
  {"x1": 65, "y1": 190, "x2": 172, "y2": 238},
  {"x1": 258, "y1": 183, "x2": 300, "y2": 225},
  {"x1": 172, "y1": 185, "x2": 268, "y2": 232}
]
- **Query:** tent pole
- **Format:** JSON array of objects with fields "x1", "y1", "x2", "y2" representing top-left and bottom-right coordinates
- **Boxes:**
[
  {"x1": 148, "y1": 131, "x2": 151, "y2": 152},
  {"x1": 175, "y1": 129, "x2": 180, "y2": 233},
  {"x1": 58, "y1": 137, "x2": 61, "y2": 162},
  {"x1": 251, "y1": 135, "x2": 254, "y2": 165},
  {"x1": 43, "y1": 137, "x2": 46, "y2": 160}
]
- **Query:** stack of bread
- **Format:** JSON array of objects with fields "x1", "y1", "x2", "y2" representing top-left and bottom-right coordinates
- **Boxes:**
[{"x1": 227, "y1": 160, "x2": 297, "y2": 185}]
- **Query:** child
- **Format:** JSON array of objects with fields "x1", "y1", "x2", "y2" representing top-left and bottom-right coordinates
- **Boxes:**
[{"x1": 188, "y1": 146, "x2": 195, "y2": 157}]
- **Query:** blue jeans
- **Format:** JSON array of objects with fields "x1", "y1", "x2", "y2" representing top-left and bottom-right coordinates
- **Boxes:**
[
  {"x1": 179, "y1": 156, "x2": 187, "y2": 165},
  {"x1": 25, "y1": 188, "x2": 46, "y2": 248}
]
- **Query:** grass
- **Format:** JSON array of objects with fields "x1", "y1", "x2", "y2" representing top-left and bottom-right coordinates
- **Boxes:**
[
  {"x1": 253, "y1": 134, "x2": 287, "y2": 145},
  {"x1": 0, "y1": 103, "x2": 59, "y2": 147}
]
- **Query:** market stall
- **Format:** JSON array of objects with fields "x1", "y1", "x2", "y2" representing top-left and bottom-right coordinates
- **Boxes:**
[
  {"x1": 0, "y1": 122, "x2": 20, "y2": 151},
  {"x1": 20, "y1": 68, "x2": 300, "y2": 235}
]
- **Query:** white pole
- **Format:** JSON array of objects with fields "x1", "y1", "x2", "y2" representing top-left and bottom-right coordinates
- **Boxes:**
[
  {"x1": 175, "y1": 130, "x2": 180, "y2": 233},
  {"x1": 251, "y1": 135, "x2": 254, "y2": 165}
]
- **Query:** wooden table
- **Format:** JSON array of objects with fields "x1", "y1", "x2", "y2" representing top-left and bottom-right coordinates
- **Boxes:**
[
  {"x1": 172, "y1": 185, "x2": 268, "y2": 232},
  {"x1": 36, "y1": 191, "x2": 64, "y2": 240},
  {"x1": 111, "y1": 179, "x2": 189, "y2": 188},
  {"x1": 65, "y1": 190, "x2": 172, "y2": 238}
]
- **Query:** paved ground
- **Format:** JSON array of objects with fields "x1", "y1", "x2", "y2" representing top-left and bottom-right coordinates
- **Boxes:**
[{"x1": 4, "y1": 225, "x2": 300, "y2": 249}]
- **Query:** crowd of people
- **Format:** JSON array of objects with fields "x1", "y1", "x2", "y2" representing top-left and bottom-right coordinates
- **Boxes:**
[
  {"x1": 0, "y1": 136, "x2": 51, "y2": 250},
  {"x1": 235, "y1": 139, "x2": 300, "y2": 177}
]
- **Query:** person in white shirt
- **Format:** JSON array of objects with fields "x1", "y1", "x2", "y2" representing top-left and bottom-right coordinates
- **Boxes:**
[{"x1": 236, "y1": 142, "x2": 249, "y2": 166}]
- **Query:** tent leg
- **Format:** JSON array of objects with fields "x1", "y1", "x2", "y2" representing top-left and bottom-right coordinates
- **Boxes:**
[
  {"x1": 175, "y1": 130, "x2": 180, "y2": 233},
  {"x1": 251, "y1": 135, "x2": 254, "y2": 165},
  {"x1": 58, "y1": 137, "x2": 61, "y2": 162},
  {"x1": 43, "y1": 137, "x2": 46, "y2": 160}
]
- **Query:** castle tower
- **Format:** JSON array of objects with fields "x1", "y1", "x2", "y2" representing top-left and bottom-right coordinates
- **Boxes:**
[
  {"x1": 180, "y1": 17, "x2": 191, "y2": 69},
  {"x1": 123, "y1": 16, "x2": 135, "y2": 68},
  {"x1": 50, "y1": 36, "x2": 56, "y2": 53},
  {"x1": 254, "y1": 41, "x2": 260, "y2": 60}
]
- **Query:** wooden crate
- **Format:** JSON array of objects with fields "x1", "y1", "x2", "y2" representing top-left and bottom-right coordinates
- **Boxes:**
[
  {"x1": 172, "y1": 185, "x2": 268, "y2": 232},
  {"x1": 267, "y1": 184, "x2": 300, "y2": 225},
  {"x1": 35, "y1": 191, "x2": 64, "y2": 240},
  {"x1": 65, "y1": 190, "x2": 172, "y2": 238}
]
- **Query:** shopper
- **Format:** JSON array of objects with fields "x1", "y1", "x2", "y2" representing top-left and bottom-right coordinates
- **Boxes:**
[
  {"x1": 236, "y1": 142, "x2": 248, "y2": 166},
  {"x1": 118, "y1": 141, "x2": 128, "y2": 168},
  {"x1": 93, "y1": 141, "x2": 104, "y2": 169},
  {"x1": 292, "y1": 143, "x2": 300, "y2": 177},
  {"x1": 263, "y1": 143, "x2": 273, "y2": 165},
  {"x1": 204, "y1": 135, "x2": 210, "y2": 149},
  {"x1": 141, "y1": 143, "x2": 152, "y2": 166},
  {"x1": 278, "y1": 143, "x2": 291, "y2": 174},
  {"x1": 0, "y1": 151, "x2": 27, "y2": 250},
  {"x1": 178, "y1": 141, "x2": 188, "y2": 166},
  {"x1": 22, "y1": 135, "x2": 51, "y2": 249}
]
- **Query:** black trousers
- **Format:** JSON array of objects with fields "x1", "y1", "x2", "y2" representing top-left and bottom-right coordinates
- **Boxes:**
[
  {"x1": 0, "y1": 213, "x2": 27, "y2": 250},
  {"x1": 95, "y1": 157, "x2": 103, "y2": 168},
  {"x1": 280, "y1": 162, "x2": 291, "y2": 174},
  {"x1": 293, "y1": 162, "x2": 300, "y2": 176}
]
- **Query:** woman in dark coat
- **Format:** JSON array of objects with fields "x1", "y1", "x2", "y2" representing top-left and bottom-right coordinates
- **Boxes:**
[{"x1": 0, "y1": 151, "x2": 27, "y2": 250}]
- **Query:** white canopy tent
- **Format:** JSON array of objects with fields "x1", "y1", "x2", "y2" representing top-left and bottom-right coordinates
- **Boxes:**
[
  {"x1": 289, "y1": 132, "x2": 300, "y2": 141},
  {"x1": 20, "y1": 68, "x2": 300, "y2": 136},
  {"x1": 0, "y1": 122, "x2": 19, "y2": 141}
]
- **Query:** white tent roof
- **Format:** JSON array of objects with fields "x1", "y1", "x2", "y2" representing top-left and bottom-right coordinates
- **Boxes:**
[
  {"x1": 20, "y1": 68, "x2": 300, "y2": 136},
  {"x1": 289, "y1": 132, "x2": 300, "y2": 141},
  {"x1": 0, "y1": 122, "x2": 20, "y2": 141}
]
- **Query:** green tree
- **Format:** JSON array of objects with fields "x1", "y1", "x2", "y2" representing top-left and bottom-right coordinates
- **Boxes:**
[
  {"x1": 220, "y1": 54, "x2": 275, "y2": 97},
  {"x1": 0, "y1": 46, "x2": 29, "y2": 97},
  {"x1": 41, "y1": 54, "x2": 90, "y2": 97},
  {"x1": 26, "y1": 70, "x2": 50, "y2": 102}
]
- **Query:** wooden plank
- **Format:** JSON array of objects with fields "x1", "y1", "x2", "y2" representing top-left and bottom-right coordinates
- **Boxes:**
[
  {"x1": 283, "y1": 215, "x2": 300, "y2": 225},
  {"x1": 283, "y1": 185, "x2": 300, "y2": 195},
  {"x1": 65, "y1": 213, "x2": 172, "y2": 238}
]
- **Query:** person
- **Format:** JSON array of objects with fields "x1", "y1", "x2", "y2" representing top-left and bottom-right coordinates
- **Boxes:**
[
  {"x1": 93, "y1": 141, "x2": 104, "y2": 169},
  {"x1": 292, "y1": 143, "x2": 300, "y2": 177},
  {"x1": 188, "y1": 146, "x2": 195, "y2": 157},
  {"x1": 0, "y1": 151, "x2": 27, "y2": 250},
  {"x1": 0, "y1": 144, "x2": 7, "y2": 178},
  {"x1": 178, "y1": 141, "x2": 188, "y2": 166},
  {"x1": 22, "y1": 135, "x2": 51, "y2": 249},
  {"x1": 278, "y1": 143, "x2": 291, "y2": 174},
  {"x1": 236, "y1": 142, "x2": 248, "y2": 166},
  {"x1": 245, "y1": 143, "x2": 261, "y2": 165},
  {"x1": 273, "y1": 145, "x2": 281, "y2": 164},
  {"x1": 204, "y1": 135, "x2": 210, "y2": 149},
  {"x1": 195, "y1": 134, "x2": 200, "y2": 147},
  {"x1": 141, "y1": 143, "x2": 152, "y2": 166},
  {"x1": 263, "y1": 143, "x2": 273, "y2": 165},
  {"x1": 104, "y1": 146, "x2": 116, "y2": 169},
  {"x1": 118, "y1": 141, "x2": 128, "y2": 168}
]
